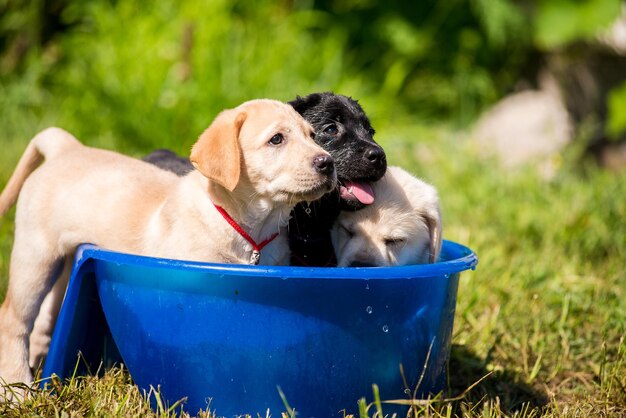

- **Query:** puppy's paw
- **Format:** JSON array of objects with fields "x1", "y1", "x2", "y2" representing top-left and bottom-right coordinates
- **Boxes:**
[
  {"x1": 0, "y1": 361, "x2": 34, "y2": 390},
  {"x1": 0, "y1": 379, "x2": 33, "y2": 404}
]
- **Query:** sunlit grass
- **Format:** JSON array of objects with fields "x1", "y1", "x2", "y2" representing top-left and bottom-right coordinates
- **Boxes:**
[
  {"x1": 1, "y1": 125, "x2": 623, "y2": 417},
  {"x1": 0, "y1": 365, "x2": 217, "y2": 418}
]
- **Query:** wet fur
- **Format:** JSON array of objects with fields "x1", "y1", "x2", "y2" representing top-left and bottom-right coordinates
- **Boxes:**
[
  {"x1": 142, "y1": 92, "x2": 387, "y2": 267},
  {"x1": 286, "y1": 93, "x2": 387, "y2": 266}
]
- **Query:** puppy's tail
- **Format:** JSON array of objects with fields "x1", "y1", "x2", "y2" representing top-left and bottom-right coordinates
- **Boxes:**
[{"x1": 0, "y1": 127, "x2": 79, "y2": 217}]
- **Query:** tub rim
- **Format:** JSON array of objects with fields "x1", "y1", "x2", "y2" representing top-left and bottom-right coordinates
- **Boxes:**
[{"x1": 75, "y1": 239, "x2": 478, "y2": 280}]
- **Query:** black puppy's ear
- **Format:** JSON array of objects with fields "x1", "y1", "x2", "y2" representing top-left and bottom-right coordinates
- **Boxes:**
[{"x1": 288, "y1": 93, "x2": 323, "y2": 115}]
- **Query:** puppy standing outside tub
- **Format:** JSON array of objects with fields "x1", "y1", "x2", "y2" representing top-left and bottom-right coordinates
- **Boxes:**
[{"x1": 0, "y1": 99, "x2": 336, "y2": 388}]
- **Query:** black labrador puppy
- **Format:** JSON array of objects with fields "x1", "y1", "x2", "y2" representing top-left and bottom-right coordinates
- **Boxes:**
[
  {"x1": 143, "y1": 92, "x2": 387, "y2": 266},
  {"x1": 286, "y1": 93, "x2": 386, "y2": 266}
]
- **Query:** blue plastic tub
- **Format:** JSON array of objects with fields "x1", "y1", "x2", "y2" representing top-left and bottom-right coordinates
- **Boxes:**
[{"x1": 43, "y1": 240, "x2": 477, "y2": 417}]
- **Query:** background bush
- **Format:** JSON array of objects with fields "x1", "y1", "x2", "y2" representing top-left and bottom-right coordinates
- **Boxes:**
[{"x1": 1, "y1": 0, "x2": 623, "y2": 151}]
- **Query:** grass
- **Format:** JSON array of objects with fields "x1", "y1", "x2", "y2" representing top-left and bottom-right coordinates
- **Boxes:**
[
  {"x1": 0, "y1": 366, "x2": 215, "y2": 418},
  {"x1": 1, "y1": 2, "x2": 625, "y2": 416},
  {"x1": 0, "y1": 126, "x2": 624, "y2": 417}
]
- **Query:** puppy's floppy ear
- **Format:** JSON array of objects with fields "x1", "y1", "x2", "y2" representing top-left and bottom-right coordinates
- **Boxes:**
[
  {"x1": 190, "y1": 110, "x2": 247, "y2": 191},
  {"x1": 424, "y1": 205, "x2": 443, "y2": 263},
  {"x1": 288, "y1": 93, "x2": 323, "y2": 116}
]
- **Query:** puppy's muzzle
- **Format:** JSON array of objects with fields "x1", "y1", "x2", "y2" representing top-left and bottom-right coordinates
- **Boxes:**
[
  {"x1": 313, "y1": 154, "x2": 334, "y2": 176},
  {"x1": 363, "y1": 146, "x2": 386, "y2": 174}
]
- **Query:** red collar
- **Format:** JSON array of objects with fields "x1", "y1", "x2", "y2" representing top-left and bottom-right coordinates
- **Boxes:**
[{"x1": 212, "y1": 203, "x2": 279, "y2": 265}]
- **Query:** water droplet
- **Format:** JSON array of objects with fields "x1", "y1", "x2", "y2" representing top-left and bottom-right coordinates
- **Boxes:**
[
  {"x1": 366, "y1": 306, "x2": 373, "y2": 314},
  {"x1": 382, "y1": 325, "x2": 389, "y2": 333},
  {"x1": 444, "y1": 273, "x2": 449, "y2": 279},
  {"x1": 365, "y1": 283, "x2": 370, "y2": 290},
  {"x1": 404, "y1": 389, "x2": 411, "y2": 395}
]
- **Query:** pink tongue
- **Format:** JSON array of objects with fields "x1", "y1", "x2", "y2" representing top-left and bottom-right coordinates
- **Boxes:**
[{"x1": 342, "y1": 181, "x2": 375, "y2": 204}]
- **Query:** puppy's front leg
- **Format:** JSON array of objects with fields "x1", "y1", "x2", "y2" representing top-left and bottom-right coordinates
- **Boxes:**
[{"x1": 0, "y1": 243, "x2": 64, "y2": 386}]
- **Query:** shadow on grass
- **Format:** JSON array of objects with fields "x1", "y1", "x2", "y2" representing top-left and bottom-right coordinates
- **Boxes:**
[{"x1": 447, "y1": 344, "x2": 549, "y2": 414}]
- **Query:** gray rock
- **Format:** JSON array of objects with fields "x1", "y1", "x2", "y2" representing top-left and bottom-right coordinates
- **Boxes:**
[{"x1": 472, "y1": 85, "x2": 572, "y2": 172}]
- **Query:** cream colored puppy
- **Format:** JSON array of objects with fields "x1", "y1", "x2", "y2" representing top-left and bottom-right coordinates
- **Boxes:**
[
  {"x1": 0, "y1": 99, "x2": 336, "y2": 386},
  {"x1": 331, "y1": 166, "x2": 441, "y2": 267}
]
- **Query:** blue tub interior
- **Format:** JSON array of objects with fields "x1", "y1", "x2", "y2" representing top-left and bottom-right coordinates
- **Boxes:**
[{"x1": 42, "y1": 240, "x2": 477, "y2": 417}]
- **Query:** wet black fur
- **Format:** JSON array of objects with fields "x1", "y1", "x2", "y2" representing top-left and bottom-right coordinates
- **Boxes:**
[
  {"x1": 142, "y1": 92, "x2": 387, "y2": 266},
  {"x1": 287, "y1": 93, "x2": 386, "y2": 266}
]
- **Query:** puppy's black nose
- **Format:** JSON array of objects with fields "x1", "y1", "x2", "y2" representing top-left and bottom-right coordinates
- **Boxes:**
[
  {"x1": 364, "y1": 147, "x2": 385, "y2": 167},
  {"x1": 313, "y1": 154, "x2": 334, "y2": 175},
  {"x1": 349, "y1": 261, "x2": 377, "y2": 268}
]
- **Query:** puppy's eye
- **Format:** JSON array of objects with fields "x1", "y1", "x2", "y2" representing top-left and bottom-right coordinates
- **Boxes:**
[
  {"x1": 268, "y1": 133, "x2": 284, "y2": 145},
  {"x1": 384, "y1": 237, "x2": 406, "y2": 247},
  {"x1": 368, "y1": 128, "x2": 376, "y2": 136},
  {"x1": 324, "y1": 124, "x2": 338, "y2": 135},
  {"x1": 310, "y1": 131, "x2": 316, "y2": 140}
]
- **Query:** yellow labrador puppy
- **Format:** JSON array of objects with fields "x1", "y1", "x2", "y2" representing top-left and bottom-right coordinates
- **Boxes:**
[
  {"x1": 0, "y1": 99, "x2": 336, "y2": 386},
  {"x1": 331, "y1": 166, "x2": 441, "y2": 267}
]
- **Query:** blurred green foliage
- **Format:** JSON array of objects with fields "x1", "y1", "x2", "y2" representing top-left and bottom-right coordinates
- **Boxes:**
[
  {"x1": 533, "y1": 0, "x2": 621, "y2": 49},
  {"x1": 307, "y1": 0, "x2": 531, "y2": 124},
  {"x1": 0, "y1": 1, "x2": 343, "y2": 154},
  {"x1": 0, "y1": 0, "x2": 623, "y2": 151},
  {"x1": 607, "y1": 80, "x2": 626, "y2": 139}
]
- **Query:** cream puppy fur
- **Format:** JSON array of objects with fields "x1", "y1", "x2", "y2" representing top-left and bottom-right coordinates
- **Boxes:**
[
  {"x1": 331, "y1": 166, "x2": 441, "y2": 267},
  {"x1": 0, "y1": 99, "x2": 336, "y2": 386}
]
